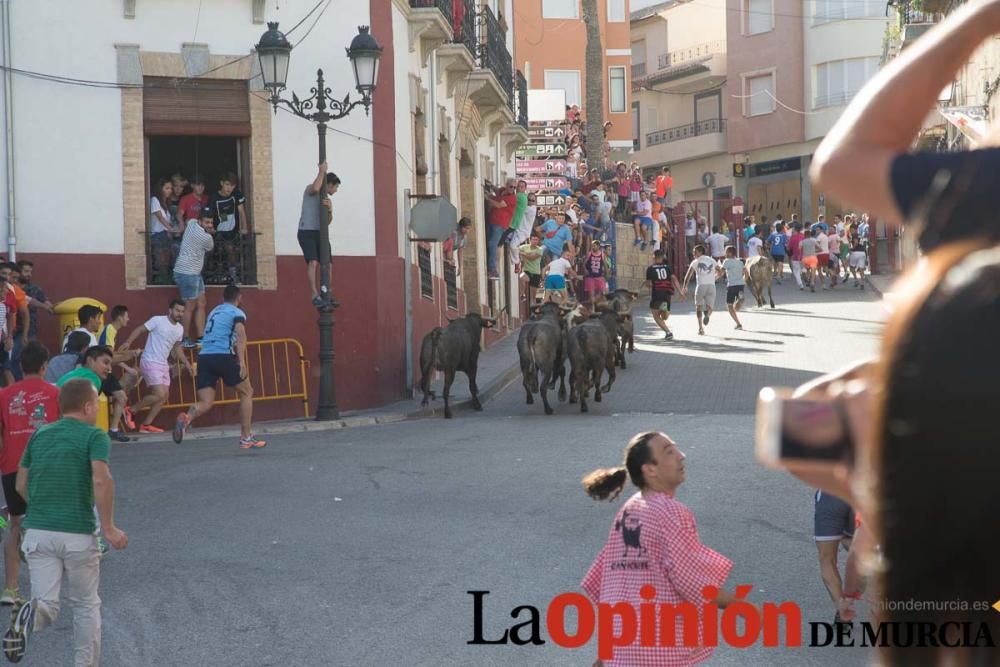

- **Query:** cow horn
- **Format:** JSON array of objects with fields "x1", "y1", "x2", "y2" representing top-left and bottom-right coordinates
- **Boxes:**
[
  {"x1": 629, "y1": 290, "x2": 639, "y2": 298},
  {"x1": 483, "y1": 318, "x2": 497, "y2": 327}
]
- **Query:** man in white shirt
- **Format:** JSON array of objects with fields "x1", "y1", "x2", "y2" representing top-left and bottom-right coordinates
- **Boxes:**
[
  {"x1": 682, "y1": 245, "x2": 720, "y2": 336},
  {"x1": 61, "y1": 305, "x2": 102, "y2": 351},
  {"x1": 683, "y1": 213, "x2": 698, "y2": 262},
  {"x1": 706, "y1": 226, "x2": 729, "y2": 263},
  {"x1": 814, "y1": 226, "x2": 831, "y2": 290},
  {"x1": 117, "y1": 300, "x2": 193, "y2": 433},
  {"x1": 541, "y1": 247, "x2": 577, "y2": 304}
]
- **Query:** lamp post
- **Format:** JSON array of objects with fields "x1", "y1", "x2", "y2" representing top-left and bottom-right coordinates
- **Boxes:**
[{"x1": 256, "y1": 22, "x2": 383, "y2": 421}]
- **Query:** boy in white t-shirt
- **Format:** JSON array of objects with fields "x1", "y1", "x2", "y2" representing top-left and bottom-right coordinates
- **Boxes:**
[
  {"x1": 542, "y1": 248, "x2": 577, "y2": 303},
  {"x1": 118, "y1": 300, "x2": 193, "y2": 433},
  {"x1": 682, "y1": 245, "x2": 720, "y2": 336}
]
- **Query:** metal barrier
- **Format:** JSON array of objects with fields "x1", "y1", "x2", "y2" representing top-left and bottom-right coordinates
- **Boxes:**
[{"x1": 128, "y1": 338, "x2": 311, "y2": 418}]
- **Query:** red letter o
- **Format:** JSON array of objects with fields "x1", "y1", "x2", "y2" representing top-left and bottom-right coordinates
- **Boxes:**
[{"x1": 547, "y1": 593, "x2": 596, "y2": 648}]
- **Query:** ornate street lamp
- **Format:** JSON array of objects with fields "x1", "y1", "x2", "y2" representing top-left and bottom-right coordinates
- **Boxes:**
[{"x1": 256, "y1": 22, "x2": 383, "y2": 421}]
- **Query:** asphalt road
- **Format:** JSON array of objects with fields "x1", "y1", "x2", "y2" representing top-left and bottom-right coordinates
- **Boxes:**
[{"x1": 17, "y1": 279, "x2": 887, "y2": 666}]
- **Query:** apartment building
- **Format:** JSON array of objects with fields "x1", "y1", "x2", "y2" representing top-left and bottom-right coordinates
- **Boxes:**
[
  {"x1": 727, "y1": 0, "x2": 888, "y2": 223},
  {"x1": 630, "y1": 0, "x2": 730, "y2": 219},
  {"x1": 513, "y1": 0, "x2": 634, "y2": 151}
]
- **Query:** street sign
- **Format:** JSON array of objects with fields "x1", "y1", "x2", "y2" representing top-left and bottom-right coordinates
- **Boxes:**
[
  {"x1": 535, "y1": 194, "x2": 567, "y2": 207},
  {"x1": 523, "y1": 177, "x2": 568, "y2": 191},
  {"x1": 515, "y1": 143, "x2": 567, "y2": 158},
  {"x1": 515, "y1": 159, "x2": 567, "y2": 174}
]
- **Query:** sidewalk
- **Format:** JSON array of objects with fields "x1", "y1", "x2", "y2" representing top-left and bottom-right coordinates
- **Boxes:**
[
  {"x1": 136, "y1": 330, "x2": 522, "y2": 443},
  {"x1": 865, "y1": 272, "x2": 900, "y2": 298}
]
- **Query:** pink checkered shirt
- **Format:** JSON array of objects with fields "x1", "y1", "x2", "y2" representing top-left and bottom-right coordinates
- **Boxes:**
[{"x1": 581, "y1": 491, "x2": 733, "y2": 667}]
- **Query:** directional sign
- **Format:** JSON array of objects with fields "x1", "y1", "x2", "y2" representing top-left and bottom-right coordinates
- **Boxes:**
[
  {"x1": 523, "y1": 177, "x2": 569, "y2": 191},
  {"x1": 515, "y1": 159, "x2": 567, "y2": 174},
  {"x1": 515, "y1": 143, "x2": 568, "y2": 158},
  {"x1": 535, "y1": 194, "x2": 567, "y2": 207},
  {"x1": 527, "y1": 125, "x2": 567, "y2": 140}
]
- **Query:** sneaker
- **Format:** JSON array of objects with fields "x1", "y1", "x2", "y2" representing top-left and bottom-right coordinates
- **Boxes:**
[
  {"x1": 735, "y1": 324, "x2": 743, "y2": 330},
  {"x1": 173, "y1": 413, "x2": 190, "y2": 444},
  {"x1": 663, "y1": 330, "x2": 674, "y2": 340},
  {"x1": 640, "y1": 241, "x2": 647, "y2": 251},
  {"x1": 3, "y1": 598, "x2": 33, "y2": 662},
  {"x1": 633, "y1": 239, "x2": 641, "y2": 247},
  {"x1": 108, "y1": 430, "x2": 134, "y2": 444},
  {"x1": 138, "y1": 424, "x2": 164, "y2": 434},
  {"x1": 0, "y1": 589, "x2": 17, "y2": 606},
  {"x1": 181, "y1": 338, "x2": 198, "y2": 349},
  {"x1": 811, "y1": 286, "x2": 815, "y2": 293},
  {"x1": 488, "y1": 272, "x2": 500, "y2": 280},
  {"x1": 239, "y1": 435, "x2": 267, "y2": 450},
  {"x1": 702, "y1": 313, "x2": 710, "y2": 325},
  {"x1": 122, "y1": 405, "x2": 136, "y2": 431},
  {"x1": 311, "y1": 295, "x2": 324, "y2": 307},
  {"x1": 227, "y1": 266, "x2": 239, "y2": 284}
]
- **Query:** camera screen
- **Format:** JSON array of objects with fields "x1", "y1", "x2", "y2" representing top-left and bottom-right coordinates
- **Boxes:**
[{"x1": 780, "y1": 399, "x2": 853, "y2": 464}]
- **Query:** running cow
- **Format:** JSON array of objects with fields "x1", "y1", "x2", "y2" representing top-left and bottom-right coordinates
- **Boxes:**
[
  {"x1": 418, "y1": 313, "x2": 496, "y2": 419},
  {"x1": 566, "y1": 310, "x2": 619, "y2": 413},
  {"x1": 605, "y1": 289, "x2": 639, "y2": 367},
  {"x1": 517, "y1": 302, "x2": 573, "y2": 415},
  {"x1": 745, "y1": 255, "x2": 776, "y2": 309}
]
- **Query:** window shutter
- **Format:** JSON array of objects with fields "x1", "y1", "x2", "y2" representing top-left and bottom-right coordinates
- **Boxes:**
[{"x1": 143, "y1": 77, "x2": 252, "y2": 136}]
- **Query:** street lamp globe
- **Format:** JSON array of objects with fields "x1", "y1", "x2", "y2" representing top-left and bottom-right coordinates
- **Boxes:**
[
  {"x1": 256, "y1": 21, "x2": 292, "y2": 99},
  {"x1": 346, "y1": 26, "x2": 383, "y2": 111}
]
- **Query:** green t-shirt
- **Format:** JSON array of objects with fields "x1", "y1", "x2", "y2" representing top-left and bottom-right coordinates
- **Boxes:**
[
  {"x1": 511, "y1": 192, "x2": 528, "y2": 231},
  {"x1": 20, "y1": 418, "x2": 111, "y2": 535},
  {"x1": 55, "y1": 367, "x2": 101, "y2": 391},
  {"x1": 519, "y1": 243, "x2": 543, "y2": 275}
]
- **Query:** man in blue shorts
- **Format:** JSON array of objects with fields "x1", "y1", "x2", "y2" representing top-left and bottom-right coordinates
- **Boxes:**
[{"x1": 172, "y1": 285, "x2": 265, "y2": 449}]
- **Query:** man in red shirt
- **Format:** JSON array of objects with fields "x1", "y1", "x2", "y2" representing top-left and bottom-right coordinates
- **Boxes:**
[
  {"x1": 0, "y1": 341, "x2": 59, "y2": 605},
  {"x1": 485, "y1": 180, "x2": 516, "y2": 279},
  {"x1": 177, "y1": 174, "x2": 209, "y2": 231}
]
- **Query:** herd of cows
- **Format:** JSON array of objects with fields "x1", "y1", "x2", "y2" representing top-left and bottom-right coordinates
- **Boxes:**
[
  {"x1": 418, "y1": 289, "x2": 642, "y2": 418},
  {"x1": 417, "y1": 256, "x2": 781, "y2": 418}
]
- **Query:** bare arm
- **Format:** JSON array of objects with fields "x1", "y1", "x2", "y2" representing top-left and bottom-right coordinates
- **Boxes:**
[
  {"x1": 118, "y1": 326, "x2": 144, "y2": 351},
  {"x1": 93, "y1": 460, "x2": 128, "y2": 549},
  {"x1": 15, "y1": 466, "x2": 26, "y2": 499},
  {"x1": 172, "y1": 342, "x2": 194, "y2": 374},
  {"x1": 811, "y1": 2, "x2": 1000, "y2": 218},
  {"x1": 238, "y1": 203, "x2": 249, "y2": 235},
  {"x1": 307, "y1": 161, "x2": 328, "y2": 195},
  {"x1": 234, "y1": 322, "x2": 248, "y2": 379}
]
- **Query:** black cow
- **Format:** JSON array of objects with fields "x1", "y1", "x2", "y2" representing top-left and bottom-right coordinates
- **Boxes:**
[
  {"x1": 606, "y1": 290, "x2": 638, "y2": 367},
  {"x1": 518, "y1": 302, "x2": 573, "y2": 415},
  {"x1": 566, "y1": 312, "x2": 618, "y2": 413},
  {"x1": 418, "y1": 313, "x2": 495, "y2": 418}
]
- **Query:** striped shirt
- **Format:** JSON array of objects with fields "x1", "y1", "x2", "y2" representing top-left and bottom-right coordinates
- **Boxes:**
[
  {"x1": 173, "y1": 221, "x2": 214, "y2": 276},
  {"x1": 21, "y1": 418, "x2": 111, "y2": 535}
]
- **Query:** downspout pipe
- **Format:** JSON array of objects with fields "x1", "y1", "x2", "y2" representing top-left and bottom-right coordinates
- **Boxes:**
[{"x1": 1, "y1": 0, "x2": 14, "y2": 261}]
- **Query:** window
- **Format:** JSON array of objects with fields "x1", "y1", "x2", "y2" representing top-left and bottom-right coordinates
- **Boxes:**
[
  {"x1": 418, "y1": 244, "x2": 433, "y2": 299},
  {"x1": 814, "y1": 57, "x2": 879, "y2": 108},
  {"x1": 814, "y1": 0, "x2": 886, "y2": 24},
  {"x1": 542, "y1": 0, "x2": 577, "y2": 19},
  {"x1": 544, "y1": 69, "x2": 581, "y2": 107},
  {"x1": 746, "y1": 73, "x2": 775, "y2": 116},
  {"x1": 143, "y1": 77, "x2": 257, "y2": 286},
  {"x1": 745, "y1": 0, "x2": 773, "y2": 35},
  {"x1": 445, "y1": 262, "x2": 458, "y2": 310},
  {"x1": 609, "y1": 67, "x2": 626, "y2": 113},
  {"x1": 608, "y1": 0, "x2": 626, "y2": 22},
  {"x1": 632, "y1": 102, "x2": 641, "y2": 150},
  {"x1": 632, "y1": 40, "x2": 647, "y2": 78},
  {"x1": 646, "y1": 106, "x2": 659, "y2": 132}
]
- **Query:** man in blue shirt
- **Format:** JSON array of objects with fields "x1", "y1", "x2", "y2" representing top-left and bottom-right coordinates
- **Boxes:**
[
  {"x1": 766, "y1": 223, "x2": 788, "y2": 284},
  {"x1": 172, "y1": 285, "x2": 265, "y2": 449},
  {"x1": 538, "y1": 212, "x2": 575, "y2": 263}
]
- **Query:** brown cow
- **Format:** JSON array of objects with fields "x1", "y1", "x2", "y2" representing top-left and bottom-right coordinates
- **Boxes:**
[{"x1": 745, "y1": 255, "x2": 776, "y2": 308}]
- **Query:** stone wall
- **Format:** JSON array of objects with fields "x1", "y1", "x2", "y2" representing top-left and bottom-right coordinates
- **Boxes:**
[{"x1": 613, "y1": 222, "x2": 654, "y2": 294}]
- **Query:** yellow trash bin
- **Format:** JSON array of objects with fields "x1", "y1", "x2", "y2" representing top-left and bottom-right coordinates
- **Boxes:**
[{"x1": 53, "y1": 297, "x2": 107, "y2": 348}]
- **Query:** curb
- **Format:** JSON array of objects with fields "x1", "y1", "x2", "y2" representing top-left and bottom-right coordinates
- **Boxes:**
[
  {"x1": 134, "y1": 359, "x2": 522, "y2": 444},
  {"x1": 864, "y1": 275, "x2": 883, "y2": 298}
]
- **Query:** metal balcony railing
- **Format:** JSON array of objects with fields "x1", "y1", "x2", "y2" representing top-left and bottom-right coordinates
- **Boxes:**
[
  {"x1": 409, "y1": 0, "x2": 454, "y2": 25},
  {"x1": 478, "y1": 5, "x2": 513, "y2": 110},
  {"x1": 656, "y1": 40, "x2": 727, "y2": 69},
  {"x1": 632, "y1": 62, "x2": 647, "y2": 78},
  {"x1": 454, "y1": 0, "x2": 477, "y2": 59},
  {"x1": 515, "y1": 70, "x2": 528, "y2": 128},
  {"x1": 646, "y1": 118, "x2": 726, "y2": 147}
]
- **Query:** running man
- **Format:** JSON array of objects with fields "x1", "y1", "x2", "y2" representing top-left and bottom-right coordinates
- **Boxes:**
[
  {"x1": 173, "y1": 285, "x2": 265, "y2": 450},
  {"x1": 720, "y1": 246, "x2": 746, "y2": 330},
  {"x1": 118, "y1": 300, "x2": 193, "y2": 433},
  {"x1": 581, "y1": 431, "x2": 736, "y2": 666},
  {"x1": 801, "y1": 229, "x2": 819, "y2": 292},
  {"x1": 766, "y1": 223, "x2": 787, "y2": 283},
  {"x1": 0, "y1": 342, "x2": 59, "y2": 607},
  {"x1": 682, "y1": 245, "x2": 718, "y2": 336},
  {"x1": 644, "y1": 250, "x2": 681, "y2": 340},
  {"x1": 541, "y1": 247, "x2": 575, "y2": 303},
  {"x1": 4, "y1": 379, "x2": 128, "y2": 665}
]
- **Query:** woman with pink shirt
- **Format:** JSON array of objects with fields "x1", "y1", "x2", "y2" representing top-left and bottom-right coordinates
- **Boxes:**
[{"x1": 582, "y1": 431, "x2": 738, "y2": 667}]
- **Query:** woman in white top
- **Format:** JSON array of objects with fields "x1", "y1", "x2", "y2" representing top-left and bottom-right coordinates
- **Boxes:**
[{"x1": 150, "y1": 178, "x2": 178, "y2": 278}]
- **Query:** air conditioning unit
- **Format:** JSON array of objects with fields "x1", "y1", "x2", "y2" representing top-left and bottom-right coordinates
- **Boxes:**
[{"x1": 702, "y1": 172, "x2": 716, "y2": 187}]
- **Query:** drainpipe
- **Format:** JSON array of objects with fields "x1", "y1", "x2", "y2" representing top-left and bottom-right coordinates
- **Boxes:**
[
  {"x1": 1, "y1": 0, "x2": 15, "y2": 261},
  {"x1": 403, "y1": 189, "x2": 413, "y2": 396}
]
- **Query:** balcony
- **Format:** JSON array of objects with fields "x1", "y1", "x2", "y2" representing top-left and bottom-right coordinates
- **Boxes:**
[
  {"x1": 639, "y1": 118, "x2": 727, "y2": 164},
  {"x1": 435, "y1": 0, "x2": 476, "y2": 98},
  {"x1": 478, "y1": 5, "x2": 514, "y2": 111},
  {"x1": 465, "y1": 4, "x2": 514, "y2": 142},
  {"x1": 407, "y1": 0, "x2": 455, "y2": 66},
  {"x1": 515, "y1": 70, "x2": 528, "y2": 128},
  {"x1": 644, "y1": 41, "x2": 726, "y2": 93}
]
